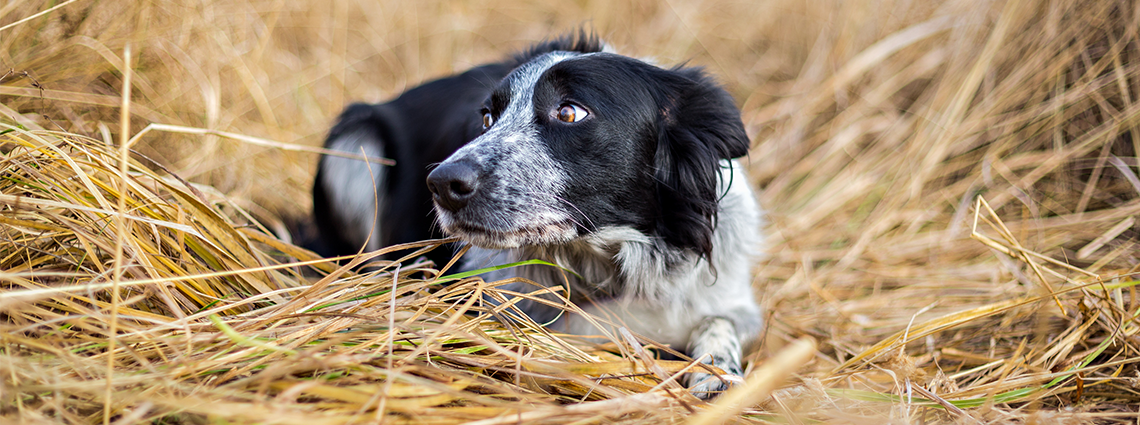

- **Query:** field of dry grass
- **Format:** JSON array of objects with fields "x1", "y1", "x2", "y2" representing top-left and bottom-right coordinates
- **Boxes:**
[{"x1": 3, "y1": 0, "x2": 1140, "y2": 423}]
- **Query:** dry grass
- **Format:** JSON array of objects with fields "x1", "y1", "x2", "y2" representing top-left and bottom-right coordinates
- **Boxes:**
[{"x1": 3, "y1": 0, "x2": 1140, "y2": 423}]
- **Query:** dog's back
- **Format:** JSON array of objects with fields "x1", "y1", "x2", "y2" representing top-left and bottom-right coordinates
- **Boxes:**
[{"x1": 311, "y1": 64, "x2": 509, "y2": 263}]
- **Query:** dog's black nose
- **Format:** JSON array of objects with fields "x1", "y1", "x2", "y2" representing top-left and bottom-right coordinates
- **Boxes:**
[{"x1": 427, "y1": 161, "x2": 479, "y2": 212}]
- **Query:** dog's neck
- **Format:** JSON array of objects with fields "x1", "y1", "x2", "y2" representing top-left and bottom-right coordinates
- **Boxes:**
[{"x1": 516, "y1": 226, "x2": 700, "y2": 304}]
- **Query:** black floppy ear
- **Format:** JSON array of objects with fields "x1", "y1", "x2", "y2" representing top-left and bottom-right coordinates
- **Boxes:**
[{"x1": 652, "y1": 67, "x2": 750, "y2": 257}]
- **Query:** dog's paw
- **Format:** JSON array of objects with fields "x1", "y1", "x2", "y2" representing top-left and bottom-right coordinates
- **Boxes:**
[
  {"x1": 685, "y1": 370, "x2": 744, "y2": 400},
  {"x1": 686, "y1": 316, "x2": 747, "y2": 399}
]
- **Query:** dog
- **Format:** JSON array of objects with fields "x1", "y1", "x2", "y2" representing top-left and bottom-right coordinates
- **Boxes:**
[{"x1": 312, "y1": 32, "x2": 764, "y2": 399}]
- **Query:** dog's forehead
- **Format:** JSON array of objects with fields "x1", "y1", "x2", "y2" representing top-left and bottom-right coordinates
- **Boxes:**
[
  {"x1": 508, "y1": 51, "x2": 583, "y2": 89},
  {"x1": 494, "y1": 52, "x2": 663, "y2": 111},
  {"x1": 491, "y1": 51, "x2": 592, "y2": 108}
]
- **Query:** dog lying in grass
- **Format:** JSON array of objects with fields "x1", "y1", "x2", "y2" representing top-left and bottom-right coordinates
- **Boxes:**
[{"x1": 312, "y1": 32, "x2": 764, "y2": 399}]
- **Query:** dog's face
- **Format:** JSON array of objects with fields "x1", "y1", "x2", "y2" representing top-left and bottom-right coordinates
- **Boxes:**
[{"x1": 427, "y1": 51, "x2": 749, "y2": 253}]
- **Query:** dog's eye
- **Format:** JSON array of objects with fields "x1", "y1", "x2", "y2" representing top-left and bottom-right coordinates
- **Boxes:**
[
  {"x1": 556, "y1": 103, "x2": 588, "y2": 123},
  {"x1": 481, "y1": 112, "x2": 494, "y2": 130}
]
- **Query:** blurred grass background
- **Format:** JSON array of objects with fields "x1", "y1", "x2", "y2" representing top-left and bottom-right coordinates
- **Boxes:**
[{"x1": 4, "y1": 0, "x2": 1140, "y2": 423}]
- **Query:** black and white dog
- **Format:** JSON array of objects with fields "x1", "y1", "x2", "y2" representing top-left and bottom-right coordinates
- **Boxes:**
[{"x1": 312, "y1": 33, "x2": 764, "y2": 398}]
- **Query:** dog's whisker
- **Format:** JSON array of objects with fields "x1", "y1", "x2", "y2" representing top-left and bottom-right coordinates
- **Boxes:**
[{"x1": 533, "y1": 192, "x2": 597, "y2": 232}]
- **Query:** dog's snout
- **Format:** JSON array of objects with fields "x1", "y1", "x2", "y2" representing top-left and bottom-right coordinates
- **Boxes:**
[{"x1": 427, "y1": 161, "x2": 479, "y2": 212}]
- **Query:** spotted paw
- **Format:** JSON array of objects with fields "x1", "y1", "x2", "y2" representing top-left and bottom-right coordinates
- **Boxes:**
[{"x1": 686, "y1": 371, "x2": 744, "y2": 400}]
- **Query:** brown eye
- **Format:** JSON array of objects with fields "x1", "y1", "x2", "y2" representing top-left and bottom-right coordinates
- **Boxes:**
[
  {"x1": 556, "y1": 103, "x2": 588, "y2": 123},
  {"x1": 482, "y1": 112, "x2": 494, "y2": 129}
]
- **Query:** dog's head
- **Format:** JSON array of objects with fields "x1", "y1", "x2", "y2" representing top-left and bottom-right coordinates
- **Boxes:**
[{"x1": 427, "y1": 49, "x2": 749, "y2": 256}]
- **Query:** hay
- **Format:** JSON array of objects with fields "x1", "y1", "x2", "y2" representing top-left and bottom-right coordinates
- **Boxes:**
[
  {"x1": 0, "y1": 127, "x2": 729, "y2": 423},
  {"x1": 3, "y1": 0, "x2": 1140, "y2": 423}
]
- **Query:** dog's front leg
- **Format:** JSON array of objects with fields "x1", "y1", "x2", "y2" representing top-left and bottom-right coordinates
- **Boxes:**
[{"x1": 685, "y1": 316, "x2": 745, "y2": 399}]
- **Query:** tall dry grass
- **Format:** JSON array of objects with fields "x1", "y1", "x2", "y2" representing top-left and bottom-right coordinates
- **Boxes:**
[{"x1": 3, "y1": 0, "x2": 1140, "y2": 423}]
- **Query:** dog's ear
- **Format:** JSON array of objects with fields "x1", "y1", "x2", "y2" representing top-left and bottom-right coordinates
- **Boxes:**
[{"x1": 653, "y1": 67, "x2": 750, "y2": 257}]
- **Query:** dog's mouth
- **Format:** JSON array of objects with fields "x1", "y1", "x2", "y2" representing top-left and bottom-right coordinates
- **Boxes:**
[{"x1": 442, "y1": 218, "x2": 578, "y2": 249}]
